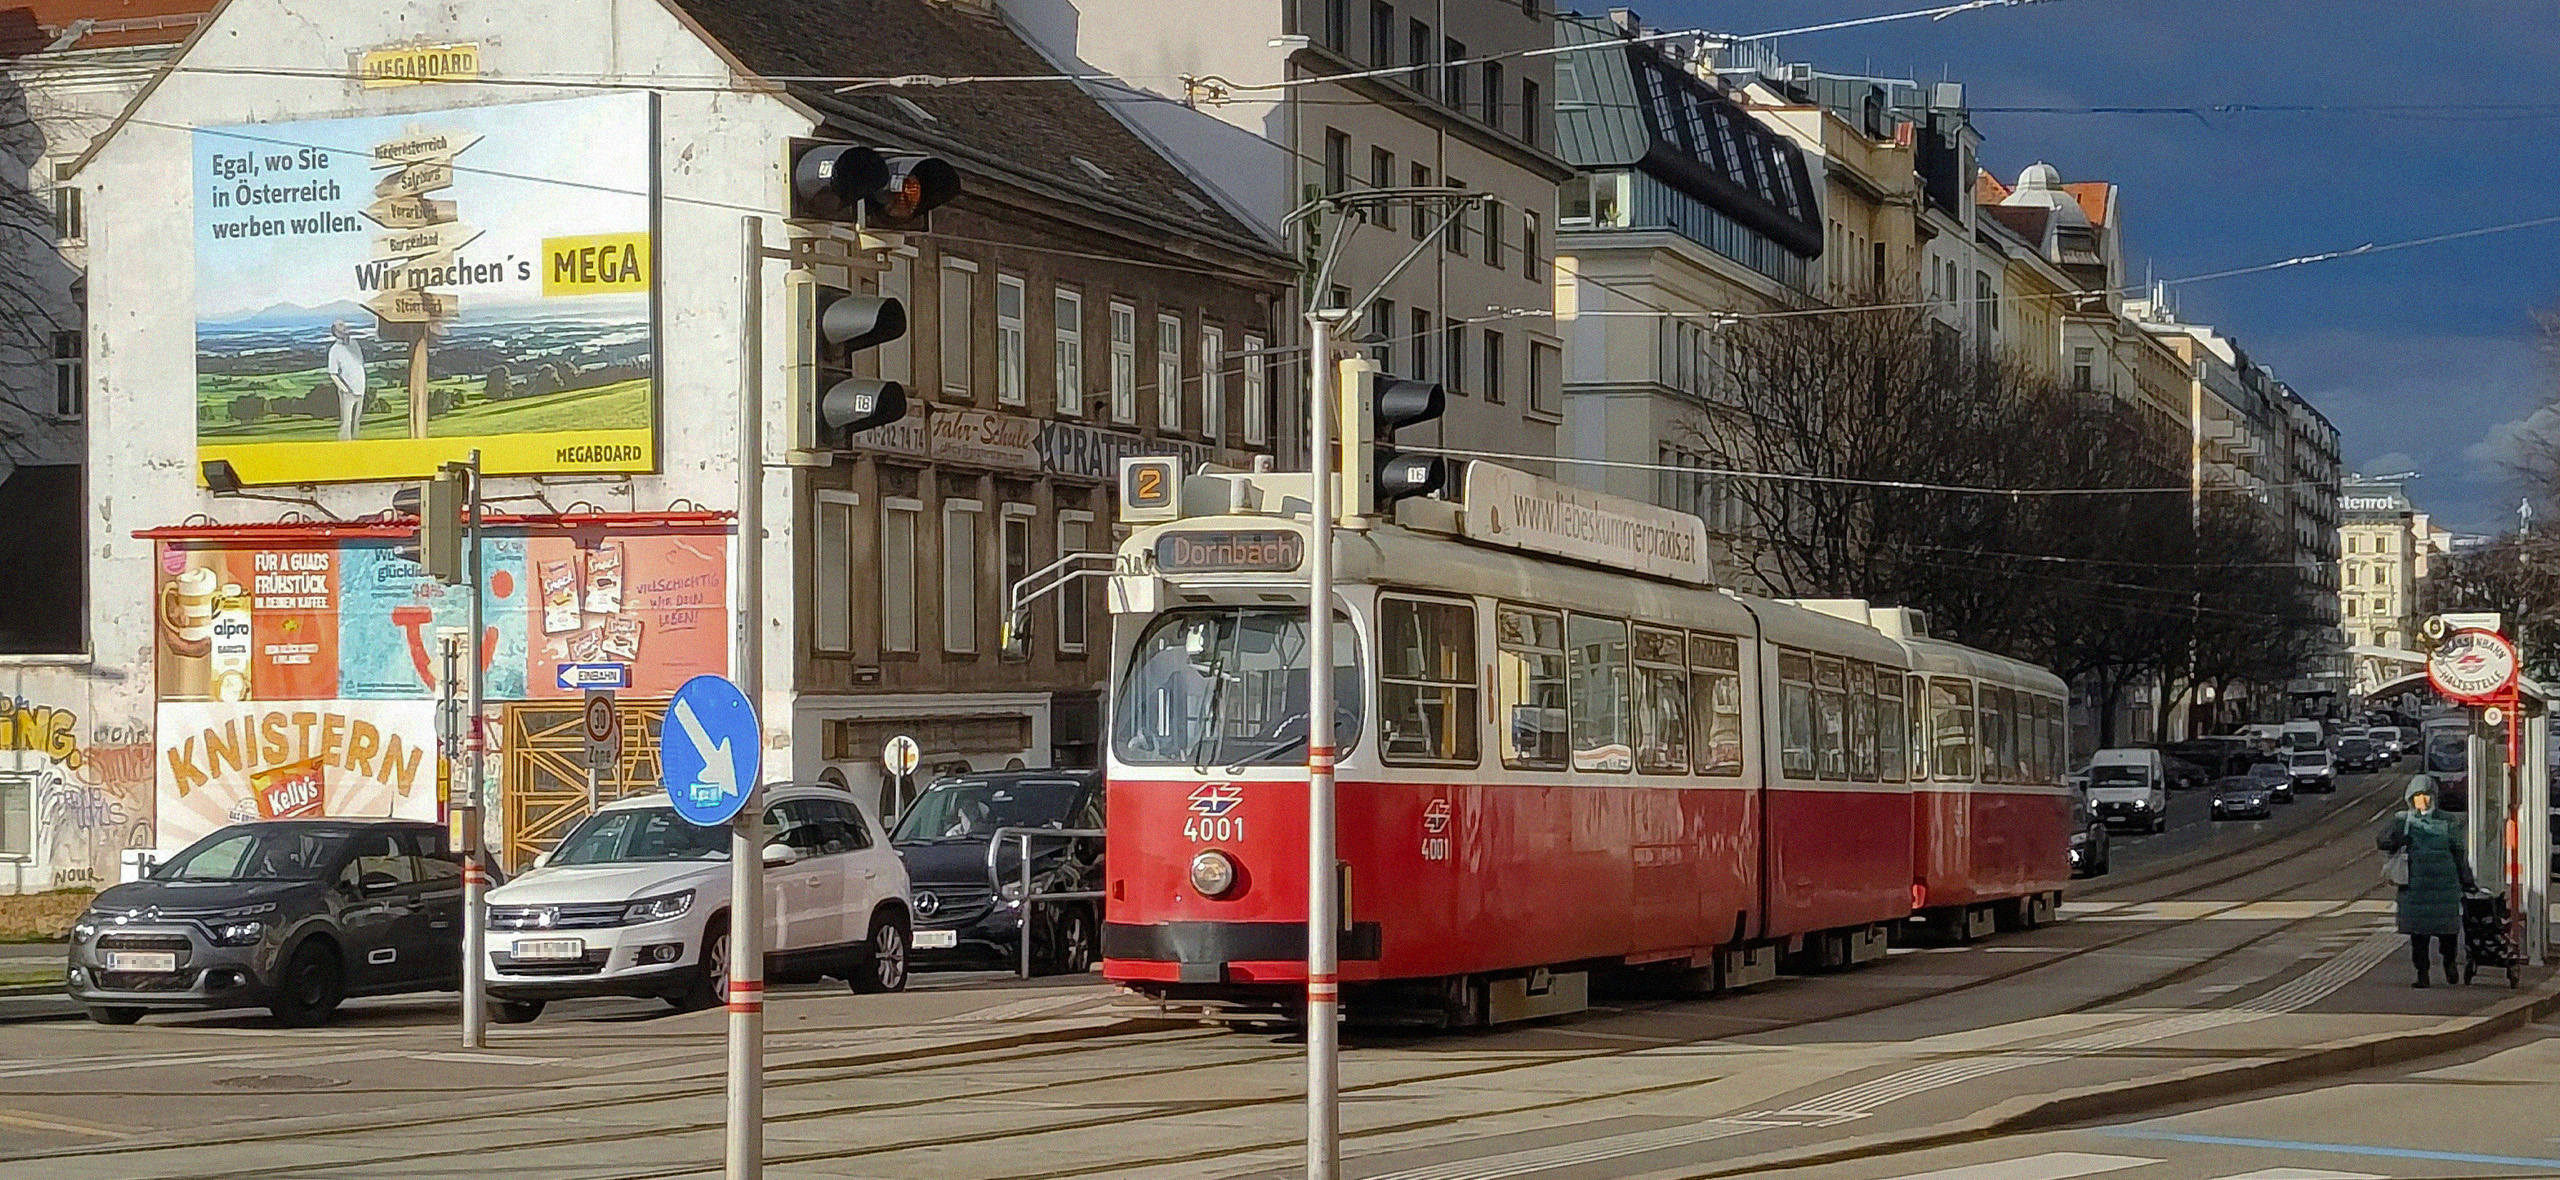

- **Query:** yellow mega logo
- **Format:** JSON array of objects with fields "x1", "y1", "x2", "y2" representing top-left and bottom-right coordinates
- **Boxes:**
[{"x1": 543, "y1": 232, "x2": 651, "y2": 296}]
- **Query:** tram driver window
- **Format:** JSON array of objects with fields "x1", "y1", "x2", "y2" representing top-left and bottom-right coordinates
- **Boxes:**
[
  {"x1": 1690, "y1": 633, "x2": 1744, "y2": 777},
  {"x1": 1779, "y1": 652, "x2": 1816, "y2": 778},
  {"x1": 1567, "y1": 615, "x2": 1632, "y2": 773},
  {"x1": 1633, "y1": 626, "x2": 1690, "y2": 774},
  {"x1": 1814, "y1": 657, "x2": 1848, "y2": 781},
  {"x1": 1496, "y1": 606, "x2": 1568, "y2": 769},
  {"x1": 1930, "y1": 678, "x2": 1976, "y2": 781},
  {"x1": 1111, "y1": 609, "x2": 1364, "y2": 767},
  {"x1": 1380, "y1": 596, "x2": 1481, "y2": 766}
]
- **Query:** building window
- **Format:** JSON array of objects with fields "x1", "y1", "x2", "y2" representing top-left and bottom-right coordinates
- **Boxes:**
[
  {"x1": 1445, "y1": 176, "x2": 1468, "y2": 255},
  {"x1": 1521, "y1": 78, "x2": 1543, "y2": 149},
  {"x1": 1368, "y1": 299, "x2": 1396, "y2": 367},
  {"x1": 52, "y1": 329, "x2": 82, "y2": 420},
  {"x1": 1323, "y1": 0, "x2": 1348, "y2": 51},
  {"x1": 1530, "y1": 340, "x2": 1560, "y2": 416},
  {"x1": 1054, "y1": 288, "x2": 1085, "y2": 417},
  {"x1": 1058, "y1": 510, "x2": 1094, "y2": 653},
  {"x1": 2072, "y1": 346, "x2": 2094, "y2": 392},
  {"x1": 996, "y1": 274, "x2": 1026, "y2": 406},
  {"x1": 1482, "y1": 198, "x2": 1504, "y2": 269},
  {"x1": 1975, "y1": 271, "x2": 1998, "y2": 334},
  {"x1": 1411, "y1": 307, "x2": 1434, "y2": 381},
  {"x1": 1323, "y1": 128, "x2": 1349, "y2": 195},
  {"x1": 1443, "y1": 318, "x2": 1466, "y2": 395},
  {"x1": 1156, "y1": 313, "x2": 1184, "y2": 432},
  {"x1": 1370, "y1": 147, "x2": 1396, "y2": 230},
  {"x1": 1522, "y1": 208, "x2": 1542, "y2": 282},
  {"x1": 1001, "y1": 504, "x2": 1035, "y2": 657},
  {"x1": 1443, "y1": 38, "x2": 1466, "y2": 111},
  {"x1": 815, "y1": 492, "x2": 858, "y2": 654},
  {"x1": 1409, "y1": 163, "x2": 1433, "y2": 241},
  {"x1": 1201, "y1": 325, "x2": 1227, "y2": 443},
  {"x1": 1242, "y1": 333, "x2": 1268, "y2": 446},
  {"x1": 943, "y1": 498, "x2": 983, "y2": 654},
  {"x1": 1109, "y1": 302, "x2": 1137, "y2": 423},
  {"x1": 1481, "y1": 329, "x2": 1505, "y2": 404},
  {"x1": 939, "y1": 258, "x2": 976, "y2": 398},
  {"x1": 0, "y1": 776, "x2": 25, "y2": 858},
  {"x1": 1481, "y1": 62, "x2": 1504, "y2": 129},
  {"x1": 882, "y1": 498, "x2": 921, "y2": 654},
  {"x1": 1409, "y1": 19, "x2": 1433, "y2": 95},
  {"x1": 51, "y1": 183, "x2": 79, "y2": 243},
  {"x1": 1369, "y1": 1, "x2": 1395, "y2": 66}
]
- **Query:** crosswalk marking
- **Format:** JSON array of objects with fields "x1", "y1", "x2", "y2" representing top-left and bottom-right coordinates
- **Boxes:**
[
  {"x1": 1868, "y1": 1152, "x2": 2160, "y2": 1180},
  {"x1": 2210, "y1": 1170, "x2": 2384, "y2": 1179}
]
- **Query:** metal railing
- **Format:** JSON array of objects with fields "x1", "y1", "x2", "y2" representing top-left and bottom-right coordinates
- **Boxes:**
[{"x1": 984, "y1": 826, "x2": 1107, "y2": 979}]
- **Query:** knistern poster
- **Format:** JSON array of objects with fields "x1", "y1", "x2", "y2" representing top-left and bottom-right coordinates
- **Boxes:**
[{"x1": 191, "y1": 92, "x2": 657, "y2": 484}]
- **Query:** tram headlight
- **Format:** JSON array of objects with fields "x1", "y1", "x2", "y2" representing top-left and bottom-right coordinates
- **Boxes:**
[{"x1": 1189, "y1": 850, "x2": 1239, "y2": 898}]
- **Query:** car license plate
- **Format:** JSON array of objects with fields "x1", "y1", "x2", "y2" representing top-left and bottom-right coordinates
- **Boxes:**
[
  {"x1": 914, "y1": 930, "x2": 958, "y2": 950},
  {"x1": 104, "y1": 951, "x2": 178, "y2": 973},
  {"x1": 512, "y1": 939, "x2": 585, "y2": 961}
]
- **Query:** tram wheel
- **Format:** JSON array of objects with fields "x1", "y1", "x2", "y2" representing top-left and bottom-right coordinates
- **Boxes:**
[{"x1": 1439, "y1": 975, "x2": 1487, "y2": 1030}]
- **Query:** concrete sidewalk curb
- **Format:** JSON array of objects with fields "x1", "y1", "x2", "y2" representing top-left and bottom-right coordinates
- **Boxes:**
[{"x1": 1678, "y1": 970, "x2": 2560, "y2": 1179}]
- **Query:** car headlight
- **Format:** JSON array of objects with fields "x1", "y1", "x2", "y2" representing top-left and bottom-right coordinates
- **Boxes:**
[
  {"x1": 210, "y1": 921, "x2": 266, "y2": 946},
  {"x1": 2130, "y1": 800, "x2": 2149, "y2": 810},
  {"x1": 70, "y1": 918, "x2": 98, "y2": 942},
  {"x1": 1189, "y1": 850, "x2": 1238, "y2": 898},
  {"x1": 620, "y1": 890, "x2": 694, "y2": 925}
]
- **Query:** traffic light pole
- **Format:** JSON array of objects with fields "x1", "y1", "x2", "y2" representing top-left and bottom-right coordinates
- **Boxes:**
[
  {"x1": 1304, "y1": 308, "x2": 1343, "y2": 1180},
  {"x1": 730, "y1": 215, "x2": 771, "y2": 1180},
  {"x1": 460, "y1": 449, "x2": 487, "y2": 1049}
]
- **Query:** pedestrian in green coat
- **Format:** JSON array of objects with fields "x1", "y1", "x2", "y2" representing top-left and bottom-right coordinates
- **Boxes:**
[{"x1": 2377, "y1": 774, "x2": 2474, "y2": 987}]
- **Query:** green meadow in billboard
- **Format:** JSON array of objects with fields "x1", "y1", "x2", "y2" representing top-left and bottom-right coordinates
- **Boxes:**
[{"x1": 192, "y1": 92, "x2": 657, "y2": 484}]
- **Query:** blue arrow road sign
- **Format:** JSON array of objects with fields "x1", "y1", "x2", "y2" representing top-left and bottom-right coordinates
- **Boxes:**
[
  {"x1": 556, "y1": 662, "x2": 632, "y2": 691},
  {"x1": 660, "y1": 675, "x2": 760, "y2": 826}
]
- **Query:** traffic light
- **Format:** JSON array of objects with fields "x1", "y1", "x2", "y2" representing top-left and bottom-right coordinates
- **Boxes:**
[
  {"x1": 787, "y1": 139, "x2": 960, "y2": 229},
  {"x1": 389, "y1": 467, "x2": 466, "y2": 583},
  {"x1": 1337, "y1": 357, "x2": 1448, "y2": 517},
  {"x1": 789, "y1": 271, "x2": 910, "y2": 452}
]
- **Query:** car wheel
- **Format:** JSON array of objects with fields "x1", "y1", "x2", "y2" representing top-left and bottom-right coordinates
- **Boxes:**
[
  {"x1": 85, "y1": 1006, "x2": 144, "y2": 1026},
  {"x1": 851, "y1": 911, "x2": 909, "y2": 994},
  {"x1": 1042, "y1": 907, "x2": 1096, "y2": 976},
  {"x1": 269, "y1": 940, "x2": 345, "y2": 1027},
  {"x1": 491, "y1": 999, "x2": 546, "y2": 1024},
  {"x1": 676, "y1": 917, "x2": 730, "y2": 1012}
]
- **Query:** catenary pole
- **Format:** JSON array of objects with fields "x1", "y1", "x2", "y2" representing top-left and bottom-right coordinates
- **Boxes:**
[
  {"x1": 460, "y1": 449, "x2": 487, "y2": 1048},
  {"x1": 728, "y1": 215, "x2": 769, "y2": 1180},
  {"x1": 1304, "y1": 306, "x2": 1341, "y2": 1180}
]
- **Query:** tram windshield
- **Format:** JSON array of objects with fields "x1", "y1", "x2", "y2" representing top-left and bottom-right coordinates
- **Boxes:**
[{"x1": 1114, "y1": 608, "x2": 1363, "y2": 768}]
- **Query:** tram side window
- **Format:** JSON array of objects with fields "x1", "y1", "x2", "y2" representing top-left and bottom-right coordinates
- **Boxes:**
[
  {"x1": 1846, "y1": 661, "x2": 1878, "y2": 781},
  {"x1": 2036, "y1": 696, "x2": 2061, "y2": 783},
  {"x1": 1930, "y1": 677, "x2": 1975, "y2": 781},
  {"x1": 1379, "y1": 596, "x2": 1481, "y2": 766},
  {"x1": 1908, "y1": 675, "x2": 1928, "y2": 782},
  {"x1": 2002, "y1": 688, "x2": 2025, "y2": 784},
  {"x1": 1633, "y1": 626, "x2": 1691, "y2": 775},
  {"x1": 1569, "y1": 614, "x2": 1632, "y2": 773},
  {"x1": 1814, "y1": 656, "x2": 1848, "y2": 781},
  {"x1": 1691, "y1": 633, "x2": 1744, "y2": 777},
  {"x1": 1779, "y1": 651, "x2": 1816, "y2": 777},
  {"x1": 1980, "y1": 687, "x2": 2007, "y2": 785},
  {"x1": 1878, "y1": 672, "x2": 1907, "y2": 782},
  {"x1": 1496, "y1": 606, "x2": 1569, "y2": 769}
]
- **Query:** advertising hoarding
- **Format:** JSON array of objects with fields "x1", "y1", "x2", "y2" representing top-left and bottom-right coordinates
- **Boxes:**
[{"x1": 192, "y1": 92, "x2": 657, "y2": 484}]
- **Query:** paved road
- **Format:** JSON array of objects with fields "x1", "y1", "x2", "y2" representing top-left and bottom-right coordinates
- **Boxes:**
[{"x1": 0, "y1": 766, "x2": 2518, "y2": 1180}]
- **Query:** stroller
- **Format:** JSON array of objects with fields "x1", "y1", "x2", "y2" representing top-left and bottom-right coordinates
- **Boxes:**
[{"x1": 2462, "y1": 891, "x2": 2522, "y2": 988}]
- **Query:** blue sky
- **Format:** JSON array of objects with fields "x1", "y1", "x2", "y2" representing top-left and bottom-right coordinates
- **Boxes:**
[{"x1": 1663, "y1": 0, "x2": 2560, "y2": 534}]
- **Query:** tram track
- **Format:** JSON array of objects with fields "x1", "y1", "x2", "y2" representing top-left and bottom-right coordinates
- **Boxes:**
[{"x1": 4, "y1": 773, "x2": 2415, "y2": 1180}]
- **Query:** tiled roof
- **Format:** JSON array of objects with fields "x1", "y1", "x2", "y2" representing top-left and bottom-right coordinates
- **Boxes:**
[
  {"x1": 1973, "y1": 170, "x2": 2010, "y2": 205},
  {"x1": 0, "y1": 0, "x2": 203, "y2": 53},
  {"x1": 665, "y1": 0, "x2": 1272, "y2": 253},
  {"x1": 2061, "y1": 180, "x2": 2110, "y2": 229}
]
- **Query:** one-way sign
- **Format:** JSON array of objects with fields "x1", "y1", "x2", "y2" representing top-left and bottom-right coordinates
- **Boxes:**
[
  {"x1": 661, "y1": 675, "x2": 759, "y2": 826},
  {"x1": 556, "y1": 662, "x2": 632, "y2": 691}
]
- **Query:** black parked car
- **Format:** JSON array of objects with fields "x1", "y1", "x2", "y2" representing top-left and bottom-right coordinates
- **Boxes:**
[
  {"x1": 893, "y1": 770, "x2": 1104, "y2": 975},
  {"x1": 67, "y1": 820, "x2": 477, "y2": 1026},
  {"x1": 2334, "y1": 737, "x2": 2378, "y2": 774}
]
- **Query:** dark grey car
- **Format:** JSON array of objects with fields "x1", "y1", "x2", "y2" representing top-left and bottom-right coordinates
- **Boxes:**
[{"x1": 66, "y1": 819, "x2": 472, "y2": 1026}]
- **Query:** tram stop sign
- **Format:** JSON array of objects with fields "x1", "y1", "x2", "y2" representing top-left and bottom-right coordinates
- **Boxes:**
[
  {"x1": 660, "y1": 675, "x2": 760, "y2": 826},
  {"x1": 883, "y1": 734, "x2": 921, "y2": 778}
]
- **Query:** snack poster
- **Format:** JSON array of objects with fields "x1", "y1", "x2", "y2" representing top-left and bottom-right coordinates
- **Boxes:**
[
  {"x1": 155, "y1": 699, "x2": 440, "y2": 848},
  {"x1": 154, "y1": 531, "x2": 726, "y2": 704},
  {"x1": 192, "y1": 91, "x2": 657, "y2": 484}
]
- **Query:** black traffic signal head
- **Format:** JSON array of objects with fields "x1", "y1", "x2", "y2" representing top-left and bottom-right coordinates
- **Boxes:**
[
  {"x1": 1375, "y1": 377, "x2": 1444, "y2": 435},
  {"x1": 820, "y1": 290, "x2": 906, "y2": 352},
  {"x1": 800, "y1": 281, "x2": 912, "y2": 450},
  {"x1": 817, "y1": 377, "x2": 908, "y2": 446},
  {"x1": 868, "y1": 156, "x2": 962, "y2": 229},
  {"x1": 1369, "y1": 374, "x2": 1447, "y2": 507},
  {"x1": 1377, "y1": 453, "x2": 1448, "y2": 504},
  {"x1": 790, "y1": 142, "x2": 890, "y2": 221}
]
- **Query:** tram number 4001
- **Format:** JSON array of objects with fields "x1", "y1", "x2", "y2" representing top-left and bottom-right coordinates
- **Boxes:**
[{"x1": 1185, "y1": 817, "x2": 1244, "y2": 842}]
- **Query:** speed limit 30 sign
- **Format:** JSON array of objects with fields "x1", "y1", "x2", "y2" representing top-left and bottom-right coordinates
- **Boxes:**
[{"x1": 583, "y1": 690, "x2": 623, "y2": 770}]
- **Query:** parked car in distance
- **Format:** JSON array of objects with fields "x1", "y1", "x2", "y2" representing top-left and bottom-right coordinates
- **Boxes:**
[
  {"x1": 893, "y1": 769, "x2": 1105, "y2": 975},
  {"x1": 2210, "y1": 776, "x2": 2275, "y2": 820},
  {"x1": 2334, "y1": 737, "x2": 2378, "y2": 774},
  {"x1": 2247, "y1": 760, "x2": 2291, "y2": 794},
  {"x1": 2068, "y1": 789, "x2": 2111, "y2": 877},
  {"x1": 2285, "y1": 749, "x2": 2332, "y2": 795},
  {"x1": 68, "y1": 819, "x2": 472, "y2": 1027},
  {"x1": 481, "y1": 784, "x2": 912, "y2": 1023}
]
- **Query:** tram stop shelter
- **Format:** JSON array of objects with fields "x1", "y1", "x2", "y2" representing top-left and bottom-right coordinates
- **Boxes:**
[{"x1": 2368, "y1": 668, "x2": 2551, "y2": 968}]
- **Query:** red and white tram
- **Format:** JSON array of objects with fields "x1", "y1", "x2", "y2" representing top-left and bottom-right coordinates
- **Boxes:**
[{"x1": 1099, "y1": 461, "x2": 2073, "y2": 1024}]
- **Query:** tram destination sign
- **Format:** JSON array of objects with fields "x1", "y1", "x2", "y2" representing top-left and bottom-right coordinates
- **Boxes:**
[{"x1": 1154, "y1": 529, "x2": 1305, "y2": 573}]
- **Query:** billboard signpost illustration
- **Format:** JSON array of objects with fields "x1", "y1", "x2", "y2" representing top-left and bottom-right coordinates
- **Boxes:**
[{"x1": 194, "y1": 92, "x2": 658, "y2": 484}]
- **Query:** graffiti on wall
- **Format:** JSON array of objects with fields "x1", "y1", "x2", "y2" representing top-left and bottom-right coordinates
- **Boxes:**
[{"x1": 0, "y1": 695, "x2": 156, "y2": 889}]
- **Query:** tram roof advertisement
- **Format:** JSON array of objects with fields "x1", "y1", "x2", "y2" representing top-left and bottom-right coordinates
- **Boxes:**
[
  {"x1": 191, "y1": 92, "x2": 657, "y2": 485},
  {"x1": 1458, "y1": 462, "x2": 1715, "y2": 585}
]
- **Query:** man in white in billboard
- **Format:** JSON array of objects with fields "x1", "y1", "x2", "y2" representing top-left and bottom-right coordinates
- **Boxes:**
[{"x1": 327, "y1": 321, "x2": 367, "y2": 440}]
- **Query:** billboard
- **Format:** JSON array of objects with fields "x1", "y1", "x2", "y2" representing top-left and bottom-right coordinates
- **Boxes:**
[
  {"x1": 192, "y1": 92, "x2": 657, "y2": 484},
  {"x1": 156, "y1": 699, "x2": 439, "y2": 849},
  {"x1": 153, "y1": 530, "x2": 727, "y2": 705}
]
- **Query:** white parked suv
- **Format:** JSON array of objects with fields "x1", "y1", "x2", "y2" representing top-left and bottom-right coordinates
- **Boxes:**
[{"x1": 480, "y1": 783, "x2": 912, "y2": 1022}]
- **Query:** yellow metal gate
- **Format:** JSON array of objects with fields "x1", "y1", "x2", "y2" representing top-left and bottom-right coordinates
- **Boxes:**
[{"x1": 500, "y1": 698, "x2": 668, "y2": 873}]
